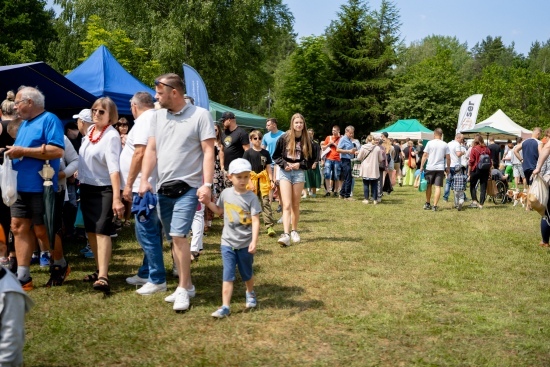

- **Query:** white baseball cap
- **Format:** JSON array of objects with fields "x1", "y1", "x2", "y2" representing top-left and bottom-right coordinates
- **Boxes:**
[
  {"x1": 72, "y1": 109, "x2": 93, "y2": 123},
  {"x1": 228, "y1": 158, "x2": 252, "y2": 174}
]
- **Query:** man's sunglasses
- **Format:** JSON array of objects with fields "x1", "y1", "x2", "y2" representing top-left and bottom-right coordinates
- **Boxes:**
[
  {"x1": 91, "y1": 108, "x2": 106, "y2": 116},
  {"x1": 154, "y1": 80, "x2": 176, "y2": 90}
]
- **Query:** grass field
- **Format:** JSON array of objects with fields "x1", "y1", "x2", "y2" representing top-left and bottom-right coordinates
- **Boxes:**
[{"x1": 23, "y1": 183, "x2": 550, "y2": 366}]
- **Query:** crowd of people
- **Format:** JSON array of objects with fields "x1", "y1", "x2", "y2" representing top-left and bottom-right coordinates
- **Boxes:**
[{"x1": 2, "y1": 74, "x2": 550, "y2": 363}]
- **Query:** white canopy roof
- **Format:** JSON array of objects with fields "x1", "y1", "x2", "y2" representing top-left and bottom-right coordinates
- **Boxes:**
[{"x1": 475, "y1": 109, "x2": 532, "y2": 140}]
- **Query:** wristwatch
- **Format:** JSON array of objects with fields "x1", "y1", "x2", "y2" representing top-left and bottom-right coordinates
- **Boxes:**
[{"x1": 204, "y1": 183, "x2": 213, "y2": 188}]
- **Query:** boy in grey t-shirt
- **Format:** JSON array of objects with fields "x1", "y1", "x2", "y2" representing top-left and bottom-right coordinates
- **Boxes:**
[{"x1": 203, "y1": 158, "x2": 261, "y2": 318}]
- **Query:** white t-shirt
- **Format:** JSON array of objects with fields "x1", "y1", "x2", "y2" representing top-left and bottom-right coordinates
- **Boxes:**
[
  {"x1": 447, "y1": 140, "x2": 463, "y2": 167},
  {"x1": 120, "y1": 109, "x2": 158, "y2": 193},
  {"x1": 424, "y1": 139, "x2": 450, "y2": 171},
  {"x1": 78, "y1": 126, "x2": 121, "y2": 186}
]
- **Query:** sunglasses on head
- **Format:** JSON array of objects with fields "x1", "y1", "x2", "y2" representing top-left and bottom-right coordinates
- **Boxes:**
[
  {"x1": 91, "y1": 108, "x2": 106, "y2": 116},
  {"x1": 154, "y1": 79, "x2": 176, "y2": 90}
]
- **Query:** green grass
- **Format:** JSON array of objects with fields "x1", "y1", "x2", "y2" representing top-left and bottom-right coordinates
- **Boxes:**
[{"x1": 24, "y1": 184, "x2": 550, "y2": 366}]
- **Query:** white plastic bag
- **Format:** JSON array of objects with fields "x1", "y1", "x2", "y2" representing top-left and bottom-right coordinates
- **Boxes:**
[
  {"x1": 529, "y1": 174, "x2": 549, "y2": 216},
  {"x1": 1, "y1": 152, "x2": 17, "y2": 206}
]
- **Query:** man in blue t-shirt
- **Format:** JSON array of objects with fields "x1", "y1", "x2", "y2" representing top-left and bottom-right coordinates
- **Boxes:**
[
  {"x1": 514, "y1": 127, "x2": 542, "y2": 188},
  {"x1": 5, "y1": 87, "x2": 66, "y2": 290},
  {"x1": 261, "y1": 118, "x2": 284, "y2": 159}
]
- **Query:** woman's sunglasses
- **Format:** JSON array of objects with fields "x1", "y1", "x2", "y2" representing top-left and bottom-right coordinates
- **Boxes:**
[
  {"x1": 117, "y1": 123, "x2": 128, "y2": 127},
  {"x1": 92, "y1": 108, "x2": 106, "y2": 116}
]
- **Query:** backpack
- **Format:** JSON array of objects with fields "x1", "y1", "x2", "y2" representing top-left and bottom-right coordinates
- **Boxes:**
[{"x1": 477, "y1": 152, "x2": 491, "y2": 171}]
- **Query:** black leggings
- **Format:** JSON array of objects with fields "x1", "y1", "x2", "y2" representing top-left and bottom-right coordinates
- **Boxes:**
[{"x1": 470, "y1": 169, "x2": 489, "y2": 205}]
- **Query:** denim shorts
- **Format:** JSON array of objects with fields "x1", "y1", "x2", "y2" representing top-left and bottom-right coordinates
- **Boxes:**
[
  {"x1": 221, "y1": 245, "x2": 254, "y2": 282},
  {"x1": 279, "y1": 168, "x2": 305, "y2": 184},
  {"x1": 157, "y1": 187, "x2": 198, "y2": 239},
  {"x1": 324, "y1": 159, "x2": 341, "y2": 180}
]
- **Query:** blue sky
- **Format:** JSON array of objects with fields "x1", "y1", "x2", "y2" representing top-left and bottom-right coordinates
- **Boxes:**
[
  {"x1": 46, "y1": 0, "x2": 550, "y2": 56},
  {"x1": 284, "y1": 0, "x2": 550, "y2": 56}
]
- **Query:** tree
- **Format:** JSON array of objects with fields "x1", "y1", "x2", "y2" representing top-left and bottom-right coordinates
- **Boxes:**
[
  {"x1": 325, "y1": 0, "x2": 401, "y2": 135},
  {"x1": 0, "y1": 0, "x2": 57, "y2": 65},
  {"x1": 53, "y1": 0, "x2": 295, "y2": 113},
  {"x1": 272, "y1": 35, "x2": 333, "y2": 131},
  {"x1": 385, "y1": 48, "x2": 465, "y2": 138}
]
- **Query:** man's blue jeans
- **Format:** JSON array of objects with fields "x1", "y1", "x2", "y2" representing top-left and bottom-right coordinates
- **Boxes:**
[
  {"x1": 340, "y1": 158, "x2": 352, "y2": 198},
  {"x1": 134, "y1": 193, "x2": 166, "y2": 284}
]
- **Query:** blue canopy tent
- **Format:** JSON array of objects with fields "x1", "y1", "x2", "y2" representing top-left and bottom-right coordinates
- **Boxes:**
[
  {"x1": 0, "y1": 62, "x2": 96, "y2": 119},
  {"x1": 66, "y1": 45, "x2": 155, "y2": 115}
]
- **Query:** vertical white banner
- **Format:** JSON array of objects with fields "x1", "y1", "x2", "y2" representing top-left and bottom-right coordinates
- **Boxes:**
[{"x1": 457, "y1": 94, "x2": 483, "y2": 133}]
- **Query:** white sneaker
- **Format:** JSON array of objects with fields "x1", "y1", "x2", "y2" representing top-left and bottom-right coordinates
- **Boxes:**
[
  {"x1": 165, "y1": 286, "x2": 196, "y2": 303},
  {"x1": 126, "y1": 275, "x2": 148, "y2": 286},
  {"x1": 278, "y1": 233, "x2": 290, "y2": 247},
  {"x1": 173, "y1": 288, "x2": 190, "y2": 311},
  {"x1": 290, "y1": 230, "x2": 300, "y2": 244},
  {"x1": 136, "y1": 282, "x2": 167, "y2": 295},
  {"x1": 277, "y1": 217, "x2": 283, "y2": 224}
]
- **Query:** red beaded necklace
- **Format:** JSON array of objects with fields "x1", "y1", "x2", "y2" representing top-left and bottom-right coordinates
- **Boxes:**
[{"x1": 88, "y1": 125, "x2": 109, "y2": 144}]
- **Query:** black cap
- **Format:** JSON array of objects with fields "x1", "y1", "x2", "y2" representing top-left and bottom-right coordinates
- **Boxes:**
[{"x1": 222, "y1": 112, "x2": 236, "y2": 121}]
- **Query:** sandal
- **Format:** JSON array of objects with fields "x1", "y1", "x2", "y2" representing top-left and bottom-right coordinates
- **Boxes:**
[
  {"x1": 93, "y1": 277, "x2": 110, "y2": 293},
  {"x1": 539, "y1": 242, "x2": 550, "y2": 248},
  {"x1": 83, "y1": 271, "x2": 99, "y2": 282}
]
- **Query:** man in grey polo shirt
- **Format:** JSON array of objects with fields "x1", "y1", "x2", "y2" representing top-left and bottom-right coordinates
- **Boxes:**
[{"x1": 139, "y1": 73, "x2": 215, "y2": 312}]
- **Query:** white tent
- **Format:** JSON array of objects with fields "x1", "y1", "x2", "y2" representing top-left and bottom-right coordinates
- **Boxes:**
[{"x1": 474, "y1": 109, "x2": 532, "y2": 140}]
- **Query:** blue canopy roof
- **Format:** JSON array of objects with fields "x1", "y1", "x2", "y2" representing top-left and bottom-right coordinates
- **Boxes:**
[
  {"x1": 66, "y1": 45, "x2": 155, "y2": 115},
  {"x1": 0, "y1": 62, "x2": 96, "y2": 119}
]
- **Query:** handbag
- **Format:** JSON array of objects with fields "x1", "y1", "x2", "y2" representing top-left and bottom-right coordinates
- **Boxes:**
[
  {"x1": 408, "y1": 149, "x2": 416, "y2": 169},
  {"x1": 486, "y1": 178, "x2": 498, "y2": 197},
  {"x1": 418, "y1": 172, "x2": 427, "y2": 192},
  {"x1": 158, "y1": 180, "x2": 191, "y2": 198},
  {"x1": 1, "y1": 153, "x2": 17, "y2": 206},
  {"x1": 529, "y1": 174, "x2": 549, "y2": 216}
]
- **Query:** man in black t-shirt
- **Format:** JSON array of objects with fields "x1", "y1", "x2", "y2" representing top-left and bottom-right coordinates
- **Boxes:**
[
  {"x1": 487, "y1": 138, "x2": 501, "y2": 169},
  {"x1": 392, "y1": 139, "x2": 403, "y2": 186},
  {"x1": 221, "y1": 111, "x2": 250, "y2": 186}
]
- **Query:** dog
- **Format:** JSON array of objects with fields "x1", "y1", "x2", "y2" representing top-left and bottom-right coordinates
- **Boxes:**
[{"x1": 507, "y1": 190, "x2": 527, "y2": 207}]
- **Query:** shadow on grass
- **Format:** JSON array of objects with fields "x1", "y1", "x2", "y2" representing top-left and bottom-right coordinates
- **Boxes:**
[{"x1": 257, "y1": 283, "x2": 324, "y2": 312}]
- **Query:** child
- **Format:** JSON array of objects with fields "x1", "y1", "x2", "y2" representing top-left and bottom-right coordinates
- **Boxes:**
[
  {"x1": 243, "y1": 130, "x2": 276, "y2": 237},
  {"x1": 0, "y1": 267, "x2": 34, "y2": 366},
  {"x1": 453, "y1": 164, "x2": 468, "y2": 211},
  {"x1": 203, "y1": 158, "x2": 261, "y2": 318}
]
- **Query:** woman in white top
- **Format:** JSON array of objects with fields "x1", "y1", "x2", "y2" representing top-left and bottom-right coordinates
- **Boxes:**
[{"x1": 78, "y1": 97, "x2": 123, "y2": 293}]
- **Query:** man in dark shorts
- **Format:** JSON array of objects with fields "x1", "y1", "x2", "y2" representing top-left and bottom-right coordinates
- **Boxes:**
[
  {"x1": 221, "y1": 112, "x2": 250, "y2": 187},
  {"x1": 5, "y1": 86, "x2": 66, "y2": 290},
  {"x1": 419, "y1": 128, "x2": 450, "y2": 212}
]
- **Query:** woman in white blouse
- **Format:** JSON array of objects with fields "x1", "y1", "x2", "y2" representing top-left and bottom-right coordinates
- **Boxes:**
[{"x1": 78, "y1": 97, "x2": 124, "y2": 293}]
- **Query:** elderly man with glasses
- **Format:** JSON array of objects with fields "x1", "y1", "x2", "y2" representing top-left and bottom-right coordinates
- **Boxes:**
[
  {"x1": 5, "y1": 86, "x2": 67, "y2": 290},
  {"x1": 139, "y1": 73, "x2": 215, "y2": 312}
]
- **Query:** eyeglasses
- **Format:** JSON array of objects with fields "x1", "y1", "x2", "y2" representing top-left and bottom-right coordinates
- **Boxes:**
[
  {"x1": 14, "y1": 99, "x2": 28, "y2": 106},
  {"x1": 154, "y1": 80, "x2": 176, "y2": 90},
  {"x1": 91, "y1": 108, "x2": 106, "y2": 116}
]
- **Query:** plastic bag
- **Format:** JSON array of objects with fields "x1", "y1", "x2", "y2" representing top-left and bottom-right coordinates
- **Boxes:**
[
  {"x1": 1, "y1": 153, "x2": 17, "y2": 206},
  {"x1": 419, "y1": 172, "x2": 428, "y2": 192},
  {"x1": 528, "y1": 174, "x2": 549, "y2": 216}
]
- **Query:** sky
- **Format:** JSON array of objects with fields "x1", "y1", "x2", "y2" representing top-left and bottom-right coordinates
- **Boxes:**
[
  {"x1": 45, "y1": 0, "x2": 550, "y2": 56},
  {"x1": 283, "y1": 0, "x2": 550, "y2": 56}
]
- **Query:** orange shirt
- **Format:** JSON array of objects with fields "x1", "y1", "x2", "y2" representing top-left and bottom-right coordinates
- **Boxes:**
[{"x1": 323, "y1": 135, "x2": 341, "y2": 161}]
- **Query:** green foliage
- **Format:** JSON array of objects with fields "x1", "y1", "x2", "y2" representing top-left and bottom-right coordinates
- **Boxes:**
[
  {"x1": 79, "y1": 15, "x2": 161, "y2": 85},
  {"x1": 273, "y1": 35, "x2": 333, "y2": 132},
  {"x1": 386, "y1": 48, "x2": 464, "y2": 138},
  {"x1": 325, "y1": 0, "x2": 401, "y2": 135},
  {"x1": 0, "y1": 0, "x2": 56, "y2": 65}
]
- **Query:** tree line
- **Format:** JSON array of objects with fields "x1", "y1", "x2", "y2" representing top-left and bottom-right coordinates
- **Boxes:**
[{"x1": 2, "y1": 0, "x2": 550, "y2": 139}]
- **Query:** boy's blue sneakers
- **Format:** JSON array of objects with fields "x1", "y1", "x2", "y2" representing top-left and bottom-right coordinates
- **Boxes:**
[
  {"x1": 211, "y1": 306, "x2": 230, "y2": 318},
  {"x1": 246, "y1": 291, "x2": 257, "y2": 309}
]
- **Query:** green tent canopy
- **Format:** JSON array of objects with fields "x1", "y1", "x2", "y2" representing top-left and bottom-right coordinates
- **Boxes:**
[
  {"x1": 374, "y1": 119, "x2": 434, "y2": 140},
  {"x1": 209, "y1": 101, "x2": 266, "y2": 129}
]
